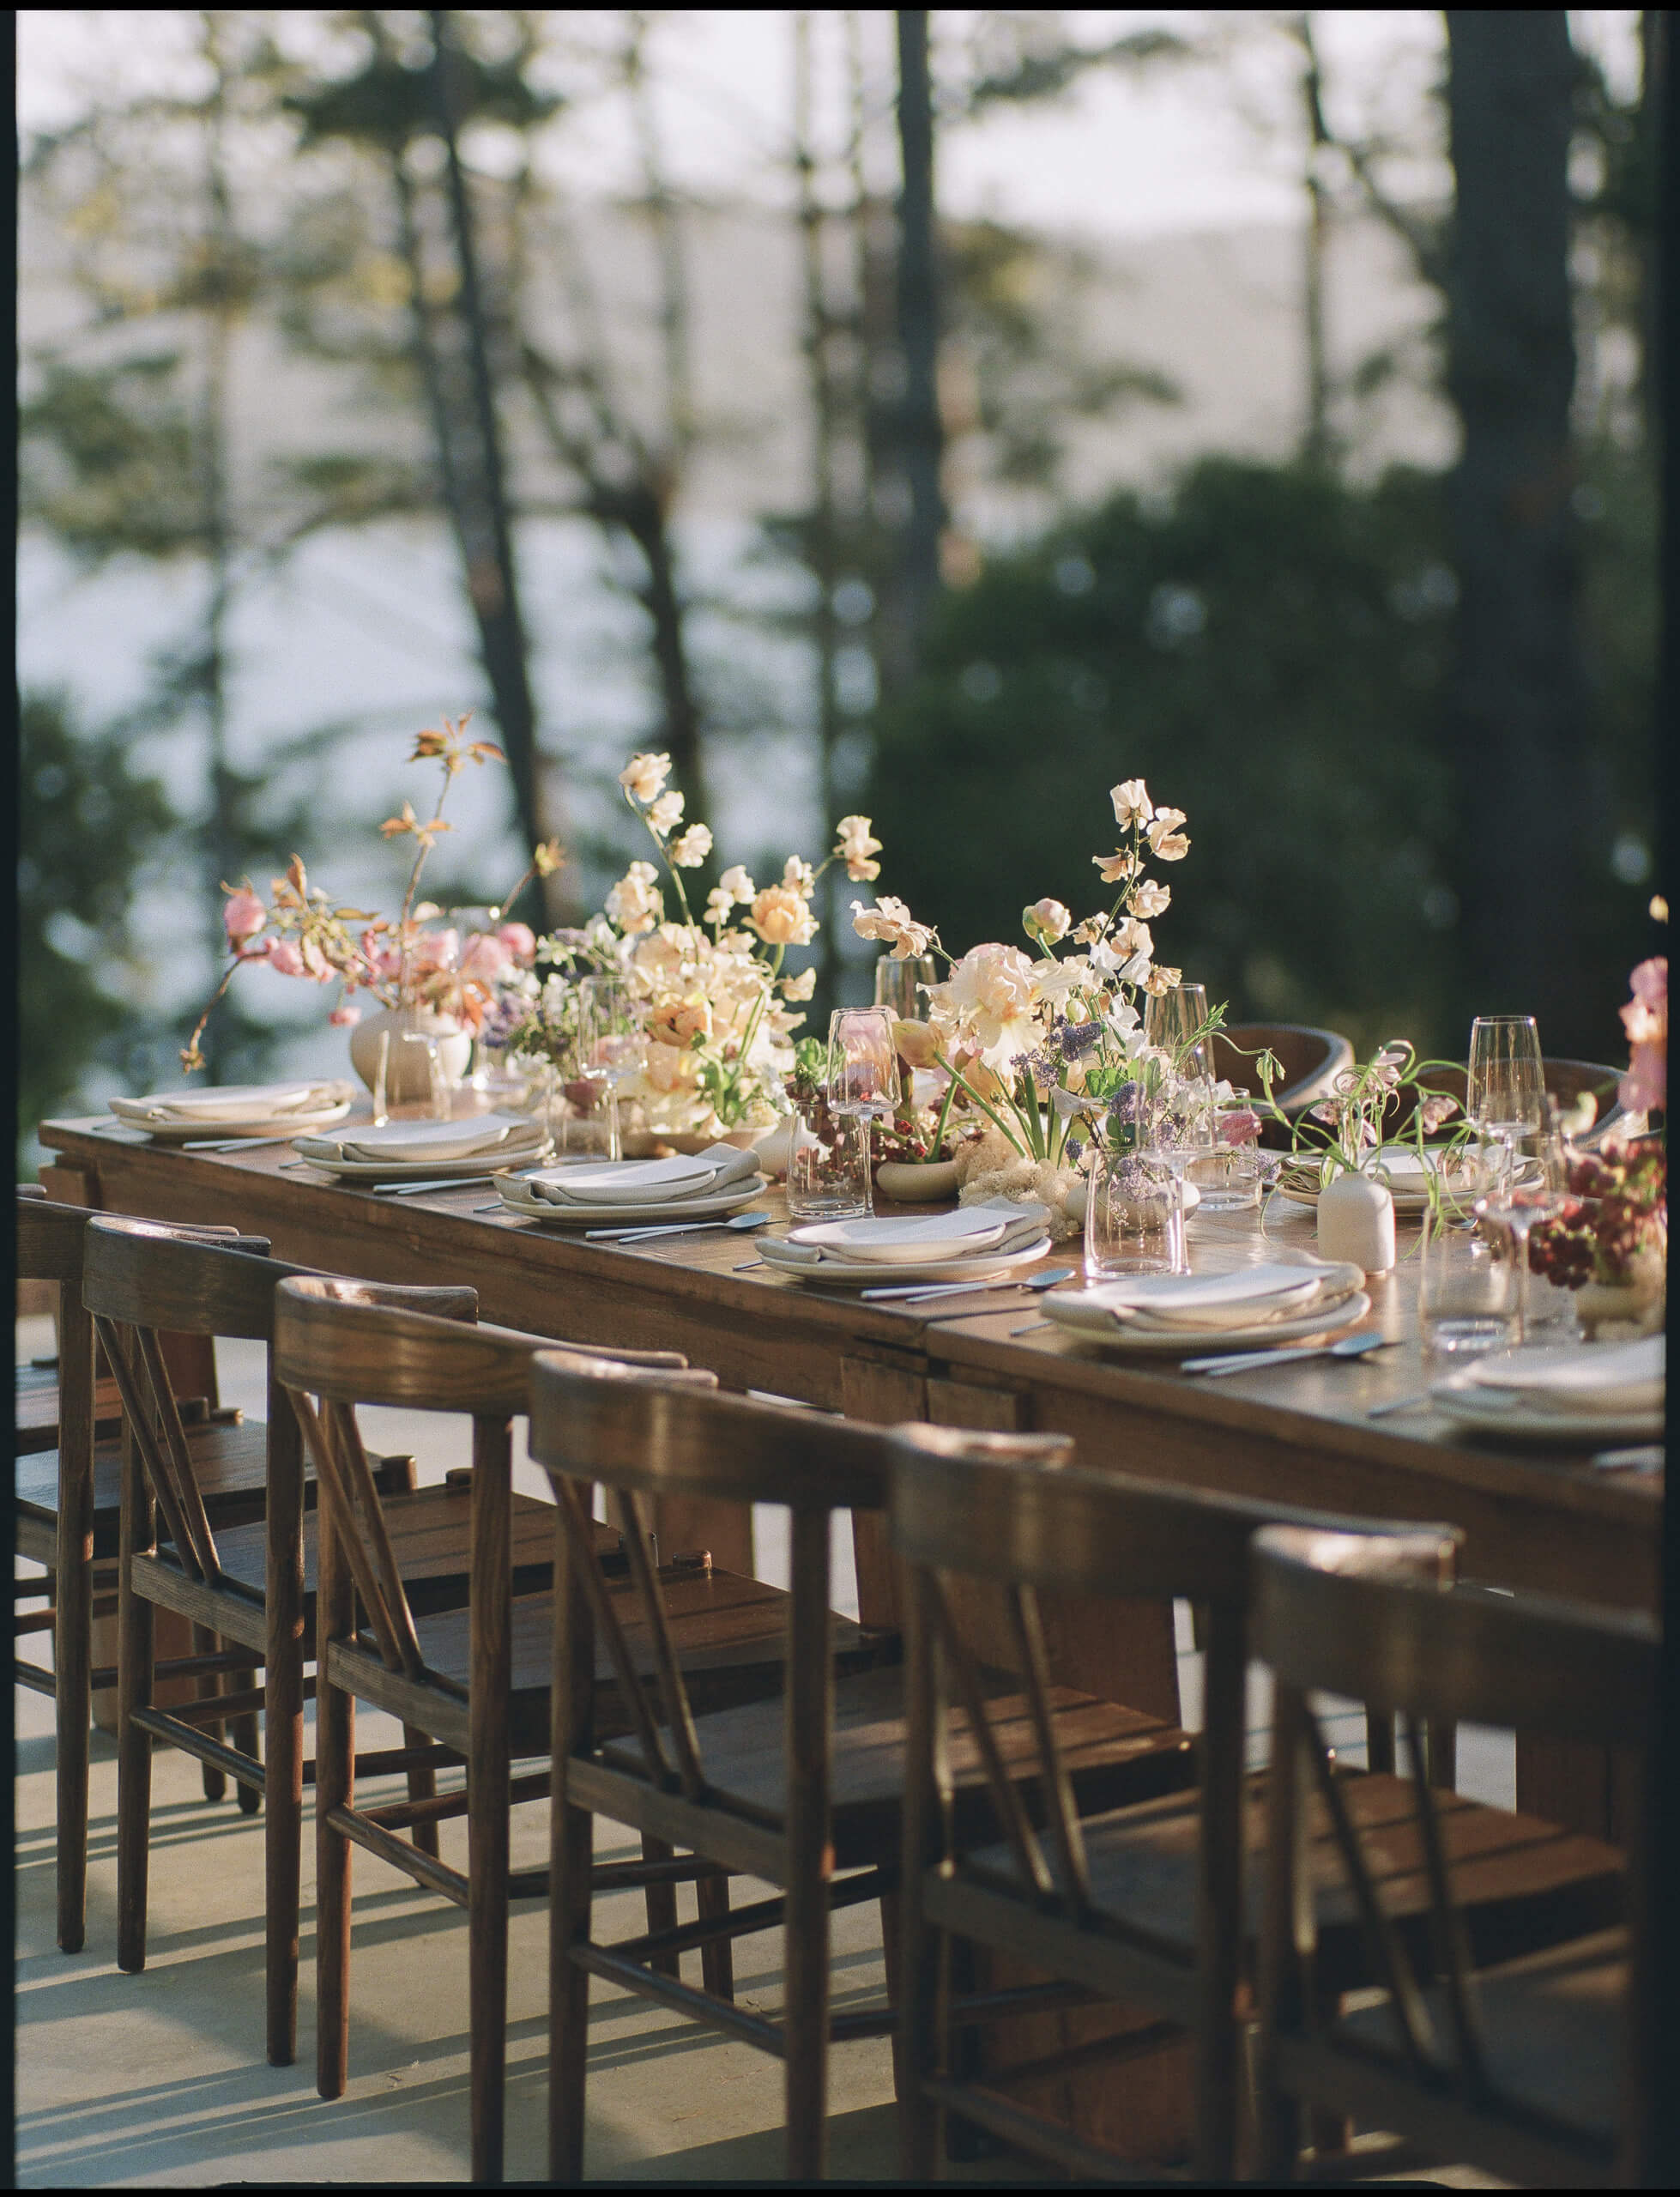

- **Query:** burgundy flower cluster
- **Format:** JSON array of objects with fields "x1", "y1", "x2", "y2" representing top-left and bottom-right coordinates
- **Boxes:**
[{"x1": 1528, "y1": 1141, "x2": 1667, "y2": 1289}]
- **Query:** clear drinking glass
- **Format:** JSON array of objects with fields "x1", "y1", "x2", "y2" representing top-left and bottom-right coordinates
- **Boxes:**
[
  {"x1": 873, "y1": 953, "x2": 937, "y2": 1022},
  {"x1": 1466, "y1": 1016, "x2": 1545, "y2": 1150},
  {"x1": 1085, "y1": 1145, "x2": 1185, "y2": 1279},
  {"x1": 394, "y1": 1030, "x2": 449, "y2": 1120},
  {"x1": 1472, "y1": 1120, "x2": 1569, "y2": 1344},
  {"x1": 827, "y1": 1008, "x2": 902, "y2": 1214},
  {"x1": 579, "y1": 975, "x2": 639, "y2": 1165},
  {"x1": 1143, "y1": 982, "x2": 1212, "y2": 1076},
  {"x1": 1417, "y1": 1213, "x2": 1520, "y2": 1359},
  {"x1": 1136, "y1": 1075, "x2": 1213, "y2": 1267},
  {"x1": 785, "y1": 1092, "x2": 872, "y2": 1220},
  {"x1": 1188, "y1": 1086, "x2": 1263, "y2": 1213}
]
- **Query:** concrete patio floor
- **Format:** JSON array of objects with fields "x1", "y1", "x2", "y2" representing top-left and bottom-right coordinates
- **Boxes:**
[{"x1": 15, "y1": 1327, "x2": 1515, "y2": 2185}]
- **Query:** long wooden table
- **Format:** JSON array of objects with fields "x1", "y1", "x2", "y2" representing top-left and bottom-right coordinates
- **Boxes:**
[{"x1": 39, "y1": 1113, "x2": 1662, "y2": 1844}]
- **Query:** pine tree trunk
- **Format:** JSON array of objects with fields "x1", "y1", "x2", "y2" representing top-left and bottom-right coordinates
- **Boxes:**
[
  {"x1": 881, "y1": 9, "x2": 943, "y2": 696},
  {"x1": 1443, "y1": 11, "x2": 1592, "y2": 1050}
]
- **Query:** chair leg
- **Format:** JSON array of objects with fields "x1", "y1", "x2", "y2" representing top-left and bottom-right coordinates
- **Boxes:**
[
  {"x1": 697, "y1": 1870, "x2": 734, "y2": 2000},
  {"x1": 549, "y1": 1794, "x2": 594, "y2": 2182},
  {"x1": 897, "y1": 1890, "x2": 943, "y2": 2177},
  {"x1": 115, "y1": 1569, "x2": 154, "y2": 1976},
  {"x1": 55, "y1": 1487, "x2": 94, "y2": 1956},
  {"x1": 265, "y1": 1644, "x2": 305, "y2": 2068},
  {"x1": 315, "y1": 1494, "x2": 355, "y2": 2103},
  {"x1": 639, "y1": 1834, "x2": 681, "y2": 1979},
  {"x1": 467, "y1": 1752, "x2": 511, "y2": 2183},
  {"x1": 192, "y1": 1622, "x2": 228, "y2": 1802},
  {"x1": 403, "y1": 1725, "x2": 441, "y2": 1861},
  {"x1": 231, "y1": 1680, "x2": 262, "y2": 1816}
]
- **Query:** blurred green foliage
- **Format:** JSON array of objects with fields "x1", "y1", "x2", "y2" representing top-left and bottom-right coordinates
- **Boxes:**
[
  {"x1": 17, "y1": 693, "x2": 177, "y2": 1171},
  {"x1": 870, "y1": 451, "x2": 1654, "y2": 1064}
]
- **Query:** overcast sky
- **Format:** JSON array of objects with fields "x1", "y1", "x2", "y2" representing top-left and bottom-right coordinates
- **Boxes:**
[{"x1": 17, "y1": 9, "x2": 1643, "y2": 240}]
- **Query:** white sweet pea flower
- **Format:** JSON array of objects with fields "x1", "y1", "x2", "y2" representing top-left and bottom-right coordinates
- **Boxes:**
[
  {"x1": 1093, "y1": 847, "x2": 1139, "y2": 885},
  {"x1": 1110, "y1": 917, "x2": 1154, "y2": 960},
  {"x1": 782, "y1": 854, "x2": 815, "y2": 899},
  {"x1": 851, "y1": 895, "x2": 934, "y2": 960},
  {"x1": 647, "y1": 790, "x2": 686, "y2": 837},
  {"x1": 1023, "y1": 896, "x2": 1072, "y2": 946},
  {"x1": 718, "y1": 864, "x2": 756, "y2": 905},
  {"x1": 704, "y1": 885, "x2": 735, "y2": 925},
  {"x1": 834, "y1": 815, "x2": 882, "y2": 882},
  {"x1": 1145, "y1": 808, "x2": 1190, "y2": 861},
  {"x1": 668, "y1": 823, "x2": 712, "y2": 868},
  {"x1": 619, "y1": 752, "x2": 672, "y2": 804},
  {"x1": 1110, "y1": 778, "x2": 1153, "y2": 829},
  {"x1": 1130, "y1": 877, "x2": 1171, "y2": 918},
  {"x1": 779, "y1": 965, "x2": 817, "y2": 1002}
]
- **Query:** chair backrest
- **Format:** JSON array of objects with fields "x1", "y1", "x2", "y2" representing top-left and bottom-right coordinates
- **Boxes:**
[
  {"x1": 276, "y1": 1286, "x2": 693, "y2": 1687},
  {"x1": 1253, "y1": 1527, "x2": 1658, "y2": 2166},
  {"x1": 1210, "y1": 1024, "x2": 1354, "y2": 1117},
  {"x1": 18, "y1": 1193, "x2": 239, "y2": 1288},
  {"x1": 887, "y1": 1425, "x2": 1460, "y2": 1919},
  {"x1": 1387, "y1": 1057, "x2": 1633, "y2": 1141},
  {"x1": 528, "y1": 1353, "x2": 891, "y2": 1810}
]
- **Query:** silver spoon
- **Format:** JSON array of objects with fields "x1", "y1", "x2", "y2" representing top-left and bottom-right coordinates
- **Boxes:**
[
  {"x1": 861, "y1": 1264, "x2": 1078, "y2": 1305},
  {"x1": 1181, "y1": 1330, "x2": 1389, "y2": 1378}
]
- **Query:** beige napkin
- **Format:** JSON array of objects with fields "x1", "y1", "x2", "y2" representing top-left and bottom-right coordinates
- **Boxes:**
[
  {"x1": 1460, "y1": 1335, "x2": 1665, "y2": 1415},
  {"x1": 765, "y1": 1199, "x2": 1050, "y2": 1269},
  {"x1": 114, "y1": 1081, "x2": 346, "y2": 1122},
  {"x1": 296, "y1": 1112, "x2": 539, "y2": 1165},
  {"x1": 1082, "y1": 1264, "x2": 1332, "y2": 1331},
  {"x1": 523, "y1": 1143, "x2": 760, "y2": 1207}
]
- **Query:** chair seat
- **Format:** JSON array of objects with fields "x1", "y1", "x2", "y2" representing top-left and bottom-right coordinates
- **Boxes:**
[
  {"x1": 958, "y1": 1771, "x2": 1626, "y2": 1994},
  {"x1": 184, "y1": 1486, "x2": 569, "y2": 1616},
  {"x1": 13, "y1": 1366, "x2": 124, "y2": 1456},
  {"x1": 600, "y1": 1662, "x2": 1197, "y2": 1870},
  {"x1": 366, "y1": 1573, "x2": 883, "y2": 1756},
  {"x1": 1336, "y1": 1923, "x2": 1628, "y2": 2146}
]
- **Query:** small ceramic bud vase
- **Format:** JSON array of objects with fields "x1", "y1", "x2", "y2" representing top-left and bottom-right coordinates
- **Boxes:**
[{"x1": 1317, "y1": 1169, "x2": 1396, "y2": 1274}]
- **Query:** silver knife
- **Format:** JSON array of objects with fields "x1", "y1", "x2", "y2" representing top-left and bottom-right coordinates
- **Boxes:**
[{"x1": 374, "y1": 1173, "x2": 507, "y2": 1196}]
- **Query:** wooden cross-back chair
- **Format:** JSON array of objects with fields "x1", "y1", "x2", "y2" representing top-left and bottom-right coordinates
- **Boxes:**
[
  {"x1": 82, "y1": 1215, "x2": 550, "y2": 2070},
  {"x1": 15, "y1": 1195, "x2": 260, "y2": 1953},
  {"x1": 275, "y1": 1278, "x2": 815, "y2": 2187},
  {"x1": 15, "y1": 1184, "x2": 124, "y2": 1461},
  {"x1": 1253, "y1": 1528, "x2": 1657, "y2": 2187},
  {"x1": 887, "y1": 1426, "x2": 1635, "y2": 2184},
  {"x1": 528, "y1": 1359, "x2": 1194, "y2": 2186},
  {"x1": 1387, "y1": 1057, "x2": 1641, "y2": 1146}
]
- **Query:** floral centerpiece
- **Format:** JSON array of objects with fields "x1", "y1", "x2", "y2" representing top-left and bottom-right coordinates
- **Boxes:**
[
  {"x1": 1529, "y1": 929, "x2": 1667, "y2": 1336},
  {"x1": 1285, "y1": 1041, "x2": 1465, "y2": 1185},
  {"x1": 849, "y1": 778, "x2": 1218, "y2": 1238},
  {"x1": 555, "y1": 750, "x2": 885, "y2": 1142},
  {"x1": 183, "y1": 717, "x2": 559, "y2": 1073}
]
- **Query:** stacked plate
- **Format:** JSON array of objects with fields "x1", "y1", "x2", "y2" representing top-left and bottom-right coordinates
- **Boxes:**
[
  {"x1": 110, "y1": 1080, "x2": 355, "y2": 1141},
  {"x1": 756, "y1": 1199, "x2": 1052, "y2": 1289},
  {"x1": 1273, "y1": 1147, "x2": 1460, "y2": 1217},
  {"x1": 1431, "y1": 1334, "x2": 1665, "y2": 1445},
  {"x1": 498, "y1": 1143, "x2": 767, "y2": 1226},
  {"x1": 290, "y1": 1111, "x2": 550, "y2": 1183},
  {"x1": 1042, "y1": 1259, "x2": 1369, "y2": 1355}
]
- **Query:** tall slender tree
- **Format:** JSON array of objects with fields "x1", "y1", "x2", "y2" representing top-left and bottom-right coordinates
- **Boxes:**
[
  {"x1": 881, "y1": 9, "x2": 944, "y2": 696},
  {"x1": 1443, "y1": 11, "x2": 1590, "y2": 1044}
]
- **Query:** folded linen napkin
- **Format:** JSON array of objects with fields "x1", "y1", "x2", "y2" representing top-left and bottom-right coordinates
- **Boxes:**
[
  {"x1": 522, "y1": 1143, "x2": 760, "y2": 1207},
  {"x1": 1458, "y1": 1335, "x2": 1665, "y2": 1414},
  {"x1": 115, "y1": 1081, "x2": 346, "y2": 1122},
  {"x1": 1081, "y1": 1264, "x2": 1333, "y2": 1331},
  {"x1": 766, "y1": 1199, "x2": 1051, "y2": 1269},
  {"x1": 296, "y1": 1112, "x2": 539, "y2": 1165}
]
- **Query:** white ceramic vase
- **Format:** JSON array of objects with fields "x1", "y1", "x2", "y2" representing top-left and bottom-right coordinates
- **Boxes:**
[
  {"x1": 347, "y1": 1006, "x2": 473, "y2": 1102},
  {"x1": 1316, "y1": 1170, "x2": 1395, "y2": 1274}
]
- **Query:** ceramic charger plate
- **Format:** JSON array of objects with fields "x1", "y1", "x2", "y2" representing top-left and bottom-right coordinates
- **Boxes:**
[
  {"x1": 496, "y1": 1174, "x2": 769, "y2": 1226},
  {"x1": 289, "y1": 1118, "x2": 551, "y2": 1183},
  {"x1": 1272, "y1": 1146, "x2": 1465, "y2": 1217},
  {"x1": 1041, "y1": 1281, "x2": 1371, "y2": 1356},
  {"x1": 1428, "y1": 1385, "x2": 1665, "y2": 1446},
  {"x1": 109, "y1": 1083, "x2": 355, "y2": 1142},
  {"x1": 755, "y1": 1235, "x2": 1053, "y2": 1288}
]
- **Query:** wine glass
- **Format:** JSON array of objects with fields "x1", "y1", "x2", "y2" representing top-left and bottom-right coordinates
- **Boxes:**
[
  {"x1": 578, "y1": 975, "x2": 640, "y2": 1164},
  {"x1": 826, "y1": 1008, "x2": 902, "y2": 1215},
  {"x1": 873, "y1": 953, "x2": 937, "y2": 1023},
  {"x1": 1144, "y1": 982, "x2": 1212, "y2": 1077},
  {"x1": 1466, "y1": 1016, "x2": 1545, "y2": 1153},
  {"x1": 1472, "y1": 1118, "x2": 1569, "y2": 1345}
]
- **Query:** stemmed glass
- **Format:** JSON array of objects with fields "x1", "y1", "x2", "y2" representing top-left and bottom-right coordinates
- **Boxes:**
[
  {"x1": 1466, "y1": 1016, "x2": 1545, "y2": 1153},
  {"x1": 578, "y1": 975, "x2": 640, "y2": 1165},
  {"x1": 1144, "y1": 982, "x2": 1212, "y2": 1078},
  {"x1": 826, "y1": 1008, "x2": 902, "y2": 1215},
  {"x1": 873, "y1": 953, "x2": 938, "y2": 1024}
]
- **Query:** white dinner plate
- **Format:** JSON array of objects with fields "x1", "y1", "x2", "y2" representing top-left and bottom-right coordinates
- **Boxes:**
[
  {"x1": 291, "y1": 1133, "x2": 553, "y2": 1183},
  {"x1": 1428, "y1": 1386, "x2": 1665, "y2": 1447},
  {"x1": 1041, "y1": 1286, "x2": 1371, "y2": 1356},
  {"x1": 755, "y1": 1236, "x2": 1052, "y2": 1288},
  {"x1": 496, "y1": 1175, "x2": 770, "y2": 1226},
  {"x1": 120, "y1": 1102, "x2": 354, "y2": 1143},
  {"x1": 1272, "y1": 1147, "x2": 1467, "y2": 1217}
]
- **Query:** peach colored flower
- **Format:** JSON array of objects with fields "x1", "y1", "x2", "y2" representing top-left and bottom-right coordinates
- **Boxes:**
[
  {"x1": 851, "y1": 896, "x2": 933, "y2": 960},
  {"x1": 718, "y1": 863, "x2": 756, "y2": 905},
  {"x1": 782, "y1": 854, "x2": 815, "y2": 898},
  {"x1": 619, "y1": 752, "x2": 672, "y2": 803},
  {"x1": 668, "y1": 823, "x2": 712, "y2": 868},
  {"x1": 750, "y1": 884, "x2": 818, "y2": 946},
  {"x1": 1110, "y1": 778, "x2": 1152, "y2": 829},
  {"x1": 1130, "y1": 877, "x2": 1171, "y2": 918},
  {"x1": 779, "y1": 966, "x2": 817, "y2": 1002},
  {"x1": 648, "y1": 790, "x2": 685, "y2": 836},
  {"x1": 928, "y1": 942, "x2": 1037, "y2": 1067},
  {"x1": 1093, "y1": 847, "x2": 1139, "y2": 885},
  {"x1": 892, "y1": 1018, "x2": 942, "y2": 1068},
  {"x1": 836, "y1": 814, "x2": 882, "y2": 882},
  {"x1": 1024, "y1": 897, "x2": 1071, "y2": 944},
  {"x1": 1145, "y1": 808, "x2": 1190, "y2": 860},
  {"x1": 606, "y1": 861, "x2": 662, "y2": 936},
  {"x1": 650, "y1": 995, "x2": 712, "y2": 1047},
  {"x1": 1144, "y1": 965, "x2": 1182, "y2": 996}
]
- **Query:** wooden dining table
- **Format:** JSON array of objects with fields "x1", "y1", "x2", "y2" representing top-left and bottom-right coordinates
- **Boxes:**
[{"x1": 39, "y1": 1111, "x2": 1661, "y2": 1850}]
